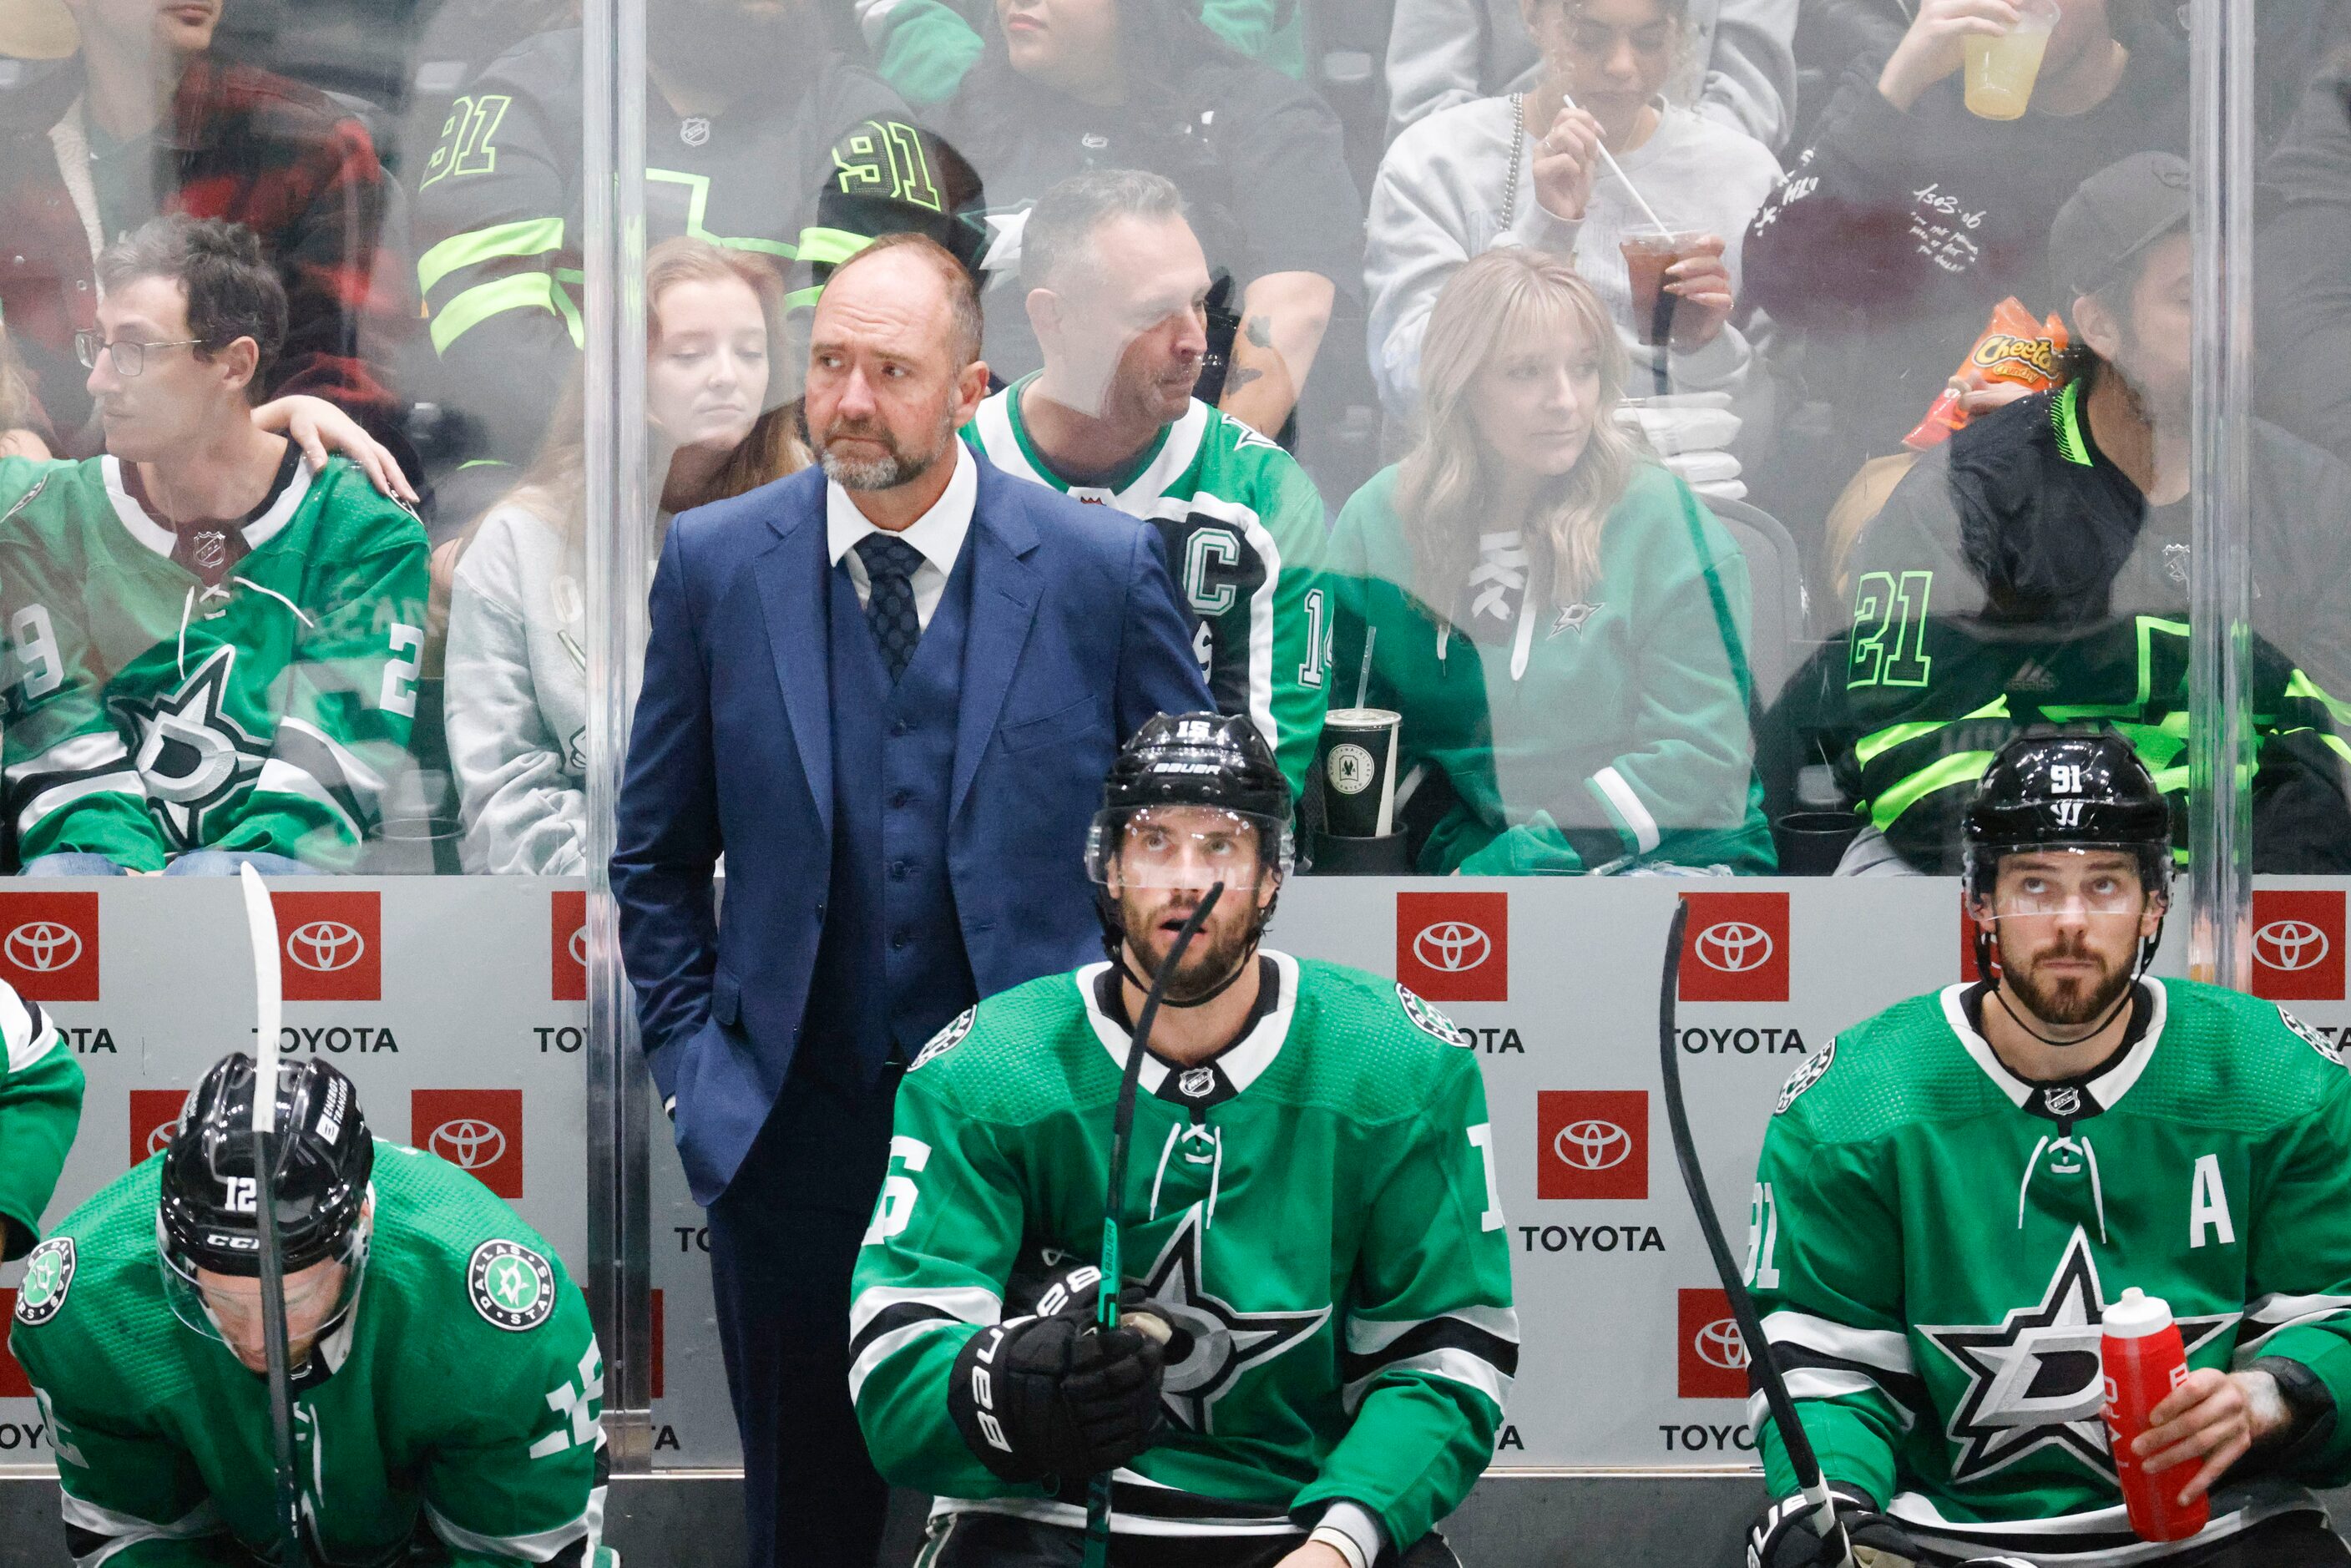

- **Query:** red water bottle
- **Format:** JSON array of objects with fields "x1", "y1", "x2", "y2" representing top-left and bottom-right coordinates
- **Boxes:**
[{"x1": 2101, "y1": 1287, "x2": 2210, "y2": 1543}]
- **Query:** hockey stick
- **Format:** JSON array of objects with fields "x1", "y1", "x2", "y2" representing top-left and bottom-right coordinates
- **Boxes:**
[
  {"x1": 240, "y1": 865, "x2": 307, "y2": 1568},
  {"x1": 1082, "y1": 881, "x2": 1226, "y2": 1568},
  {"x1": 1656, "y1": 898, "x2": 1853, "y2": 1568}
]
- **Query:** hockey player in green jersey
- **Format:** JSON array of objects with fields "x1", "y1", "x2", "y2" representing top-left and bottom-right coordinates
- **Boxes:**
[
  {"x1": 0, "y1": 217, "x2": 429, "y2": 873},
  {"x1": 1747, "y1": 731, "x2": 2351, "y2": 1568},
  {"x1": 0, "y1": 981, "x2": 83, "y2": 1261},
  {"x1": 11, "y1": 1052, "x2": 609, "y2": 1567},
  {"x1": 852, "y1": 713, "x2": 1514, "y2": 1566},
  {"x1": 963, "y1": 173, "x2": 1330, "y2": 799}
]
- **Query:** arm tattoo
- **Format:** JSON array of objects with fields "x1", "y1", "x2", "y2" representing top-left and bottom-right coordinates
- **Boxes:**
[
  {"x1": 1224, "y1": 366, "x2": 1266, "y2": 390},
  {"x1": 1243, "y1": 315, "x2": 1275, "y2": 350}
]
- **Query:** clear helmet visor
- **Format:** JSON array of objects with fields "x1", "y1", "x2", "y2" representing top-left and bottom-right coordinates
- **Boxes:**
[
  {"x1": 158, "y1": 1210, "x2": 370, "y2": 1352},
  {"x1": 1084, "y1": 804, "x2": 1290, "y2": 891},
  {"x1": 1968, "y1": 842, "x2": 2170, "y2": 924}
]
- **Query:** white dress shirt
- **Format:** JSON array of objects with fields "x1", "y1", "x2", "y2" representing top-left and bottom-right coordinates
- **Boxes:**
[{"x1": 826, "y1": 441, "x2": 978, "y2": 632}]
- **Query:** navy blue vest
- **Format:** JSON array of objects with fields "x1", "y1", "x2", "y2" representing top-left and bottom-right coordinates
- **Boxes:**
[{"x1": 801, "y1": 544, "x2": 979, "y2": 1086}]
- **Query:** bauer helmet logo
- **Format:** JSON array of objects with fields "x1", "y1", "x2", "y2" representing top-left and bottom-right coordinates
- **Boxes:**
[
  {"x1": 1696, "y1": 921, "x2": 1774, "y2": 974},
  {"x1": 1413, "y1": 921, "x2": 1491, "y2": 974},
  {"x1": 4, "y1": 921, "x2": 79, "y2": 972},
  {"x1": 431, "y1": 1119, "x2": 508, "y2": 1171},
  {"x1": 287, "y1": 921, "x2": 365, "y2": 973},
  {"x1": 1694, "y1": 1318, "x2": 1749, "y2": 1371},
  {"x1": 1553, "y1": 1119, "x2": 1631, "y2": 1171},
  {"x1": 2256, "y1": 919, "x2": 2330, "y2": 973}
]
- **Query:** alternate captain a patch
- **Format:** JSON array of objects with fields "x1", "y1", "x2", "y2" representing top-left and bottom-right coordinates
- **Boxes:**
[{"x1": 468, "y1": 1238, "x2": 556, "y2": 1331}]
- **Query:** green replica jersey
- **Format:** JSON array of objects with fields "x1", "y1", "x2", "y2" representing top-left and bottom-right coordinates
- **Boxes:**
[
  {"x1": 967, "y1": 379, "x2": 1331, "y2": 798},
  {"x1": 1750, "y1": 978, "x2": 2351, "y2": 1565},
  {"x1": 850, "y1": 951, "x2": 1515, "y2": 1550},
  {"x1": 0, "y1": 454, "x2": 429, "y2": 871},
  {"x1": 0, "y1": 984, "x2": 83, "y2": 1260},
  {"x1": 10, "y1": 1142, "x2": 606, "y2": 1568}
]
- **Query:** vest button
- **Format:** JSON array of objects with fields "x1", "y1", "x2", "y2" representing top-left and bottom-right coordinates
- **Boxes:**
[
  {"x1": 892, "y1": 721, "x2": 910, "y2": 736},
  {"x1": 889, "y1": 859, "x2": 909, "y2": 880},
  {"x1": 891, "y1": 933, "x2": 909, "y2": 951},
  {"x1": 890, "y1": 790, "x2": 912, "y2": 809}
]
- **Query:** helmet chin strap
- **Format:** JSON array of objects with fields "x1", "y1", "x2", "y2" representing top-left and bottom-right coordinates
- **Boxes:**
[{"x1": 1115, "y1": 931, "x2": 1262, "y2": 1010}]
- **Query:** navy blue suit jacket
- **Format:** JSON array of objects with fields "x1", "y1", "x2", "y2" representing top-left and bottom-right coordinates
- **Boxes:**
[{"x1": 612, "y1": 457, "x2": 1212, "y2": 1203}]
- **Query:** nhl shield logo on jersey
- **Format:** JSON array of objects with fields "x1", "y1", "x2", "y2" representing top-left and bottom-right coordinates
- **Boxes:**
[
  {"x1": 2278, "y1": 1006, "x2": 2343, "y2": 1066},
  {"x1": 468, "y1": 1238, "x2": 557, "y2": 1332},
  {"x1": 911, "y1": 1008, "x2": 975, "y2": 1072},
  {"x1": 13, "y1": 1237, "x2": 73, "y2": 1325},
  {"x1": 1396, "y1": 984, "x2": 1472, "y2": 1047},
  {"x1": 1773, "y1": 1042, "x2": 1836, "y2": 1115}
]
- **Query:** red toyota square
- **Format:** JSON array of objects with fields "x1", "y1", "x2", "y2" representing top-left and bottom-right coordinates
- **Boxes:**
[
  {"x1": 0, "y1": 892, "x2": 99, "y2": 1002},
  {"x1": 0, "y1": 1293, "x2": 27, "y2": 1396},
  {"x1": 1678, "y1": 1287, "x2": 1751, "y2": 1399},
  {"x1": 412, "y1": 1089, "x2": 523, "y2": 1198},
  {"x1": 1679, "y1": 893, "x2": 1789, "y2": 1002},
  {"x1": 553, "y1": 890, "x2": 587, "y2": 1003},
  {"x1": 1396, "y1": 892, "x2": 1508, "y2": 1002},
  {"x1": 650, "y1": 1287, "x2": 665, "y2": 1400},
  {"x1": 1536, "y1": 1090, "x2": 1648, "y2": 1200},
  {"x1": 275, "y1": 891, "x2": 381, "y2": 1003},
  {"x1": 2252, "y1": 890, "x2": 2345, "y2": 1002},
  {"x1": 130, "y1": 1088, "x2": 189, "y2": 1166}
]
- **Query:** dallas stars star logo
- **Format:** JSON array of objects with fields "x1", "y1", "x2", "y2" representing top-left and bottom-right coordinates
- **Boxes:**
[
  {"x1": 1922, "y1": 1228, "x2": 2234, "y2": 1483},
  {"x1": 110, "y1": 645, "x2": 270, "y2": 848},
  {"x1": 1136, "y1": 1206, "x2": 1327, "y2": 1434}
]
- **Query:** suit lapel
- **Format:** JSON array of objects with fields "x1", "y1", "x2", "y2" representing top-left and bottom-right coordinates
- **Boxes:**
[
  {"x1": 752, "y1": 485, "x2": 835, "y2": 837},
  {"x1": 952, "y1": 465, "x2": 1040, "y2": 818}
]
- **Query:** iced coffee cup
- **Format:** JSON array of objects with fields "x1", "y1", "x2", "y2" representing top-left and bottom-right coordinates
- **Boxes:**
[
  {"x1": 1619, "y1": 230, "x2": 1703, "y2": 347},
  {"x1": 1963, "y1": 0, "x2": 2059, "y2": 121}
]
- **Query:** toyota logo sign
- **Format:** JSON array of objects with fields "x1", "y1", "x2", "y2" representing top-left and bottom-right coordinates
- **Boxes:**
[
  {"x1": 146, "y1": 1120, "x2": 177, "y2": 1157},
  {"x1": 1553, "y1": 1120, "x2": 1631, "y2": 1171},
  {"x1": 287, "y1": 921, "x2": 366, "y2": 974},
  {"x1": 431, "y1": 1119, "x2": 508, "y2": 1171},
  {"x1": 1694, "y1": 1318, "x2": 1749, "y2": 1371},
  {"x1": 4, "y1": 922, "x2": 81, "y2": 973},
  {"x1": 569, "y1": 927, "x2": 588, "y2": 968},
  {"x1": 1696, "y1": 921, "x2": 1774, "y2": 974},
  {"x1": 2257, "y1": 920, "x2": 2331, "y2": 974},
  {"x1": 1413, "y1": 922, "x2": 1491, "y2": 974}
]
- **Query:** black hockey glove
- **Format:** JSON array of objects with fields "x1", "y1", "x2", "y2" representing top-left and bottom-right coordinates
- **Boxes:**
[
  {"x1": 948, "y1": 1275, "x2": 1166, "y2": 1483},
  {"x1": 1747, "y1": 1486, "x2": 1924, "y2": 1568}
]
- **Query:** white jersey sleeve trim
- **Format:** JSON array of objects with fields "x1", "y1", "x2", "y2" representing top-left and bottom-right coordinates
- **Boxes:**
[
  {"x1": 1340, "y1": 1346, "x2": 1511, "y2": 1416},
  {"x1": 422, "y1": 1489, "x2": 602, "y2": 1565},
  {"x1": 59, "y1": 1490, "x2": 224, "y2": 1568},
  {"x1": 1345, "y1": 1302, "x2": 1519, "y2": 1354},
  {"x1": 1762, "y1": 1310, "x2": 1915, "y2": 1374}
]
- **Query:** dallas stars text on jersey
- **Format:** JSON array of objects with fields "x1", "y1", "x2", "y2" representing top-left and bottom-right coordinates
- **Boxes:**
[
  {"x1": 0, "y1": 455, "x2": 428, "y2": 870},
  {"x1": 966, "y1": 377, "x2": 1331, "y2": 798},
  {"x1": 9, "y1": 1141, "x2": 608, "y2": 1568},
  {"x1": 851, "y1": 952, "x2": 1515, "y2": 1547},
  {"x1": 1749, "y1": 978, "x2": 2351, "y2": 1564}
]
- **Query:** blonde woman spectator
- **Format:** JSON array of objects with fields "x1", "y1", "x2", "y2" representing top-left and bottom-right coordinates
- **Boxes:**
[
  {"x1": 442, "y1": 238, "x2": 807, "y2": 874},
  {"x1": 1331, "y1": 249, "x2": 1772, "y2": 874}
]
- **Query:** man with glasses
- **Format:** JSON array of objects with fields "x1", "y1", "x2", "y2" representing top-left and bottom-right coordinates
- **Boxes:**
[
  {"x1": 1746, "y1": 731, "x2": 2351, "y2": 1568},
  {"x1": 9, "y1": 1051, "x2": 612, "y2": 1567},
  {"x1": 0, "y1": 214, "x2": 429, "y2": 874}
]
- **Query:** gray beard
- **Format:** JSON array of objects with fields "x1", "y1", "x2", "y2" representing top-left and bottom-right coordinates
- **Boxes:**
[{"x1": 822, "y1": 445, "x2": 932, "y2": 491}]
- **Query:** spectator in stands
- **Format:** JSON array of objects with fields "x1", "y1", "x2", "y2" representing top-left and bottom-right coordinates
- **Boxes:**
[
  {"x1": 1787, "y1": 154, "x2": 2351, "y2": 876},
  {"x1": 2260, "y1": 35, "x2": 2351, "y2": 468},
  {"x1": 1330, "y1": 248, "x2": 1772, "y2": 874},
  {"x1": 852, "y1": 0, "x2": 1305, "y2": 105},
  {"x1": 0, "y1": 216, "x2": 429, "y2": 875},
  {"x1": 1385, "y1": 0, "x2": 1795, "y2": 150},
  {"x1": 1742, "y1": 0, "x2": 2185, "y2": 494},
  {"x1": 442, "y1": 239, "x2": 807, "y2": 876},
  {"x1": 1367, "y1": 0, "x2": 1781, "y2": 493},
  {"x1": 409, "y1": 0, "x2": 930, "y2": 492},
  {"x1": 2, "y1": 311, "x2": 48, "y2": 459},
  {"x1": 963, "y1": 169, "x2": 1330, "y2": 796},
  {"x1": 936, "y1": 0, "x2": 1362, "y2": 440},
  {"x1": 0, "y1": 0, "x2": 411, "y2": 459}
]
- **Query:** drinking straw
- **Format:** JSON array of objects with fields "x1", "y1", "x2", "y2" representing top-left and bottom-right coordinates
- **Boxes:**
[
  {"x1": 1355, "y1": 627, "x2": 1378, "y2": 711},
  {"x1": 1560, "y1": 91, "x2": 1673, "y2": 237}
]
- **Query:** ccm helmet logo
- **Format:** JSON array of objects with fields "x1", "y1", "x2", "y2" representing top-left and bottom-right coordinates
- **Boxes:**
[
  {"x1": 430, "y1": 1119, "x2": 508, "y2": 1171},
  {"x1": 1693, "y1": 1318, "x2": 1749, "y2": 1371},
  {"x1": 286, "y1": 921, "x2": 366, "y2": 974},
  {"x1": 1552, "y1": 1119, "x2": 1631, "y2": 1171},
  {"x1": 1413, "y1": 921, "x2": 1491, "y2": 974},
  {"x1": 3, "y1": 922, "x2": 80, "y2": 973},
  {"x1": 1695, "y1": 921, "x2": 1774, "y2": 974},
  {"x1": 2256, "y1": 920, "x2": 2331, "y2": 974}
]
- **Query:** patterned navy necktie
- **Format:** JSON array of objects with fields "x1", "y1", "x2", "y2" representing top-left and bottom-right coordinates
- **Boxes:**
[{"x1": 853, "y1": 532, "x2": 927, "y2": 683}]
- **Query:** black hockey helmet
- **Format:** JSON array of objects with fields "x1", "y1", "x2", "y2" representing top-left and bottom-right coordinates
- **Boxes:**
[{"x1": 1086, "y1": 712, "x2": 1292, "y2": 959}]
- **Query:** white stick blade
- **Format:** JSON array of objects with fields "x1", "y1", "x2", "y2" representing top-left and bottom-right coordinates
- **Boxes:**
[{"x1": 240, "y1": 864, "x2": 284, "y2": 1135}]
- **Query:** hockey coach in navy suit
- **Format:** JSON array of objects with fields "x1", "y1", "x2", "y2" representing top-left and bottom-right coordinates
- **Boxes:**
[{"x1": 612, "y1": 232, "x2": 1212, "y2": 1568}]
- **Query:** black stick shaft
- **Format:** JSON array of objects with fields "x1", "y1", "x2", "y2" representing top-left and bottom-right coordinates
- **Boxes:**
[
  {"x1": 251, "y1": 1126, "x2": 306, "y2": 1568},
  {"x1": 1656, "y1": 898, "x2": 1850, "y2": 1563}
]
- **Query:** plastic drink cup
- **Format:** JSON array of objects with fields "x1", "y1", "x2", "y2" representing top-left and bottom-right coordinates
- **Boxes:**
[
  {"x1": 2101, "y1": 1287, "x2": 2211, "y2": 1544},
  {"x1": 1317, "y1": 708, "x2": 1402, "y2": 838},
  {"x1": 1620, "y1": 230, "x2": 1703, "y2": 346},
  {"x1": 1964, "y1": 0, "x2": 2059, "y2": 120}
]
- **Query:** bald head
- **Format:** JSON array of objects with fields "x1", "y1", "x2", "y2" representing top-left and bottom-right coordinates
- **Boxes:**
[{"x1": 822, "y1": 235, "x2": 983, "y2": 370}]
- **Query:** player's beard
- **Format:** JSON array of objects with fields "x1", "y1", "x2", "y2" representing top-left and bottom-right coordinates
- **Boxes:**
[
  {"x1": 1121, "y1": 890, "x2": 1258, "y2": 1005},
  {"x1": 2002, "y1": 931, "x2": 2136, "y2": 1030},
  {"x1": 819, "y1": 403, "x2": 956, "y2": 491}
]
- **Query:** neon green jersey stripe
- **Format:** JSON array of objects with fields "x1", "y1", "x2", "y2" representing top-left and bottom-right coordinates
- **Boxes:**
[
  {"x1": 417, "y1": 217, "x2": 565, "y2": 296},
  {"x1": 796, "y1": 226, "x2": 872, "y2": 268},
  {"x1": 1872, "y1": 750, "x2": 1995, "y2": 835},
  {"x1": 430, "y1": 274, "x2": 571, "y2": 356}
]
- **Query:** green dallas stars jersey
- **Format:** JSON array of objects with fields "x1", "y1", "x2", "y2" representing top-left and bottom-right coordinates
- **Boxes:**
[
  {"x1": 966, "y1": 378, "x2": 1331, "y2": 798},
  {"x1": 1748, "y1": 977, "x2": 2351, "y2": 1565},
  {"x1": 850, "y1": 951, "x2": 1515, "y2": 1549},
  {"x1": 0, "y1": 454, "x2": 429, "y2": 871},
  {"x1": 0, "y1": 983, "x2": 83, "y2": 1261},
  {"x1": 9, "y1": 1141, "x2": 606, "y2": 1568}
]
